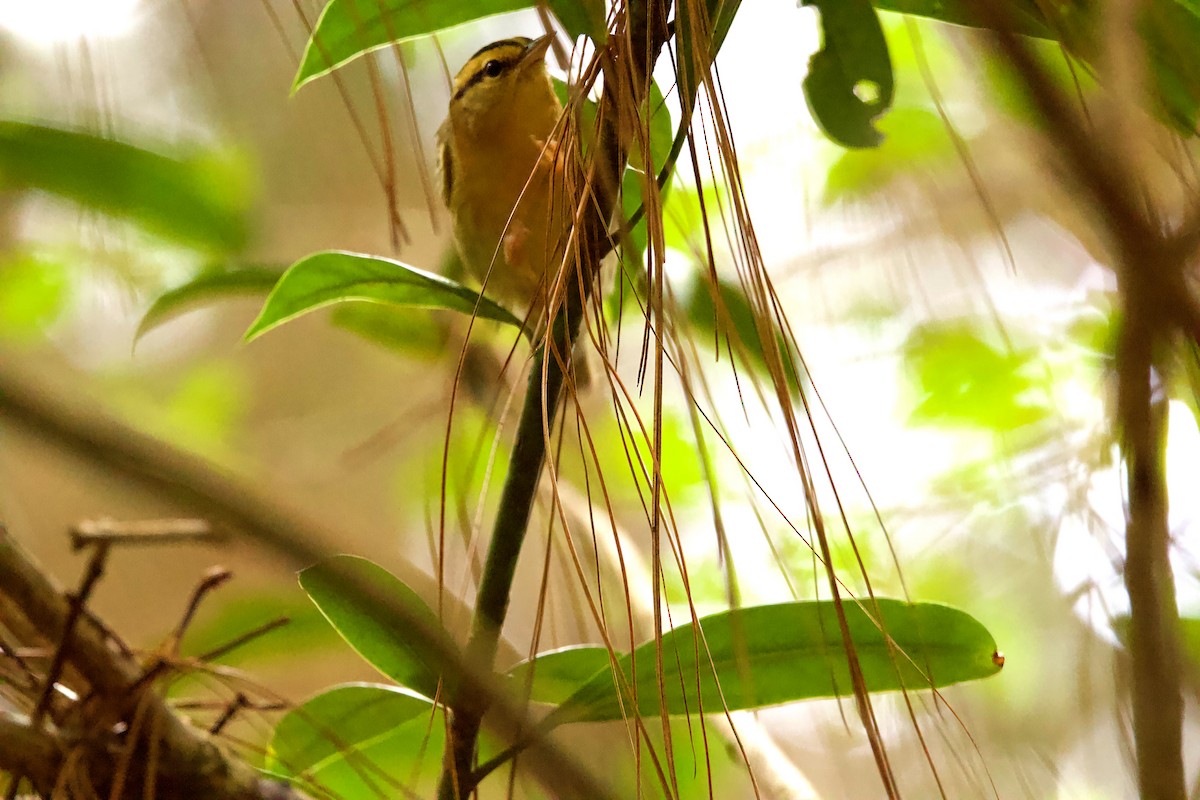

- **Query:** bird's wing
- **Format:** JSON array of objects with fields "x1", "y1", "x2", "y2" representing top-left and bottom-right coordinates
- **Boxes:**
[{"x1": 435, "y1": 118, "x2": 454, "y2": 208}]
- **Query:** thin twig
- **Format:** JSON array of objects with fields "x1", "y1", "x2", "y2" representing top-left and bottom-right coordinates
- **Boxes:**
[
  {"x1": 69, "y1": 518, "x2": 220, "y2": 551},
  {"x1": 165, "y1": 566, "x2": 233, "y2": 655},
  {"x1": 197, "y1": 616, "x2": 291, "y2": 663},
  {"x1": 29, "y1": 541, "x2": 110, "y2": 728}
]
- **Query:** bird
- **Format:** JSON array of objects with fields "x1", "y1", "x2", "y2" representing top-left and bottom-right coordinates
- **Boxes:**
[{"x1": 436, "y1": 35, "x2": 566, "y2": 333}]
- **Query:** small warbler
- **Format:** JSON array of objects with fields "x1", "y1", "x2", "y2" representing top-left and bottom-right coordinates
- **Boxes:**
[{"x1": 437, "y1": 35, "x2": 565, "y2": 329}]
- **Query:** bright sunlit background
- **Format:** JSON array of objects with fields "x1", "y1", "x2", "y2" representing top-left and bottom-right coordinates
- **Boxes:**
[{"x1": 1, "y1": 1, "x2": 1198, "y2": 798}]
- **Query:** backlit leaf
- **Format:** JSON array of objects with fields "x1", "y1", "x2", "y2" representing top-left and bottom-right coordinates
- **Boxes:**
[
  {"x1": 802, "y1": 0, "x2": 895, "y2": 148},
  {"x1": 244, "y1": 250, "x2": 523, "y2": 342},
  {"x1": 268, "y1": 683, "x2": 434, "y2": 777},
  {"x1": 135, "y1": 266, "x2": 281, "y2": 344},
  {"x1": 549, "y1": 599, "x2": 1001, "y2": 724},
  {"x1": 294, "y1": 0, "x2": 528, "y2": 92},
  {"x1": 507, "y1": 646, "x2": 611, "y2": 704},
  {"x1": 903, "y1": 322, "x2": 1052, "y2": 432},
  {"x1": 299, "y1": 555, "x2": 454, "y2": 697}
]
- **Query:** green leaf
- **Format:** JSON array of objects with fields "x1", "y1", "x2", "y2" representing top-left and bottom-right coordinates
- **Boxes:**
[
  {"x1": 802, "y1": 0, "x2": 895, "y2": 148},
  {"x1": 507, "y1": 645, "x2": 612, "y2": 704},
  {"x1": 135, "y1": 266, "x2": 281, "y2": 344},
  {"x1": 679, "y1": 272, "x2": 803, "y2": 397},
  {"x1": 268, "y1": 683, "x2": 434, "y2": 777},
  {"x1": 244, "y1": 250, "x2": 523, "y2": 342},
  {"x1": 548, "y1": 0, "x2": 607, "y2": 43},
  {"x1": 663, "y1": 182, "x2": 726, "y2": 253},
  {"x1": 0, "y1": 252, "x2": 69, "y2": 339},
  {"x1": 0, "y1": 121, "x2": 248, "y2": 250},
  {"x1": 823, "y1": 107, "x2": 954, "y2": 201},
  {"x1": 871, "y1": 0, "x2": 1053, "y2": 38},
  {"x1": 549, "y1": 599, "x2": 1002, "y2": 724},
  {"x1": 293, "y1": 0, "x2": 531, "y2": 92},
  {"x1": 1142, "y1": 0, "x2": 1200, "y2": 132},
  {"x1": 903, "y1": 322, "x2": 1052, "y2": 432},
  {"x1": 299, "y1": 555, "x2": 454, "y2": 697}
]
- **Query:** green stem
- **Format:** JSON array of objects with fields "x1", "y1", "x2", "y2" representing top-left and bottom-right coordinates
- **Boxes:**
[{"x1": 436, "y1": 5, "x2": 671, "y2": 798}]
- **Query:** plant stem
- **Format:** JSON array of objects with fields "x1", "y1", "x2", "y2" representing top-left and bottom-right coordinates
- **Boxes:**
[
  {"x1": 1118, "y1": 272, "x2": 1185, "y2": 800},
  {"x1": 437, "y1": 4, "x2": 671, "y2": 797}
]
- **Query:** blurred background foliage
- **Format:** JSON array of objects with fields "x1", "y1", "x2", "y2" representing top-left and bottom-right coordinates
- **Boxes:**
[{"x1": 0, "y1": 1, "x2": 1198, "y2": 798}]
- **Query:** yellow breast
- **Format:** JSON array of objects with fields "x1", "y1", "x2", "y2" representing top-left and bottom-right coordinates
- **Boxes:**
[{"x1": 437, "y1": 36, "x2": 565, "y2": 323}]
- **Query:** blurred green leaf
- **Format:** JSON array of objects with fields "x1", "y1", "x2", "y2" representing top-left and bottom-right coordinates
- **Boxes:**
[
  {"x1": 157, "y1": 362, "x2": 248, "y2": 458},
  {"x1": 182, "y1": 591, "x2": 340, "y2": 665},
  {"x1": 679, "y1": 272, "x2": 803, "y2": 397},
  {"x1": 802, "y1": 0, "x2": 894, "y2": 148},
  {"x1": 579, "y1": 410, "x2": 705, "y2": 507},
  {"x1": 549, "y1": 599, "x2": 1002, "y2": 724},
  {"x1": 1142, "y1": 0, "x2": 1200, "y2": 131},
  {"x1": 299, "y1": 555, "x2": 453, "y2": 697},
  {"x1": 0, "y1": 121, "x2": 248, "y2": 250},
  {"x1": 903, "y1": 322, "x2": 1052, "y2": 432},
  {"x1": 823, "y1": 107, "x2": 954, "y2": 201},
  {"x1": 0, "y1": 252, "x2": 69, "y2": 339},
  {"x1": 330, "y1": 303, "x2": 449, "y2": 358},
  {"x1": 268, "y1": 683, "x2": 434, "y2": 777},
  {"x1": 293, "y1": 0, "x2": 530, "y2": 92},
  {"x1": 871, "y1": 0, "x2": 1053, "y2": 38},
  {"x1": 663, "y1": 182, "x2": 726, "y2": 253},
  {"x1": 548, "y1": 0, "x2": 607, "y2": 43},
  {"x1": 136, "y1": 266, "x2": 281, "y2": 344},
  {"x1": 244, "y1": 250, "x2": 523, "y2": 342},
  {"x1": 507, "y1": 646, "x2": 611, "y2": 704}
]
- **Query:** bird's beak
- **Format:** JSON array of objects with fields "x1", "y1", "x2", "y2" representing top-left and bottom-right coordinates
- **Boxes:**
[{"x1": 520, "y1": 34, "x2": 554, "y2": 68}]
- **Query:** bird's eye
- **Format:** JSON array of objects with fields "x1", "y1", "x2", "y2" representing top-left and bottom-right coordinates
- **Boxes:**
[{"x1": 483, "y1": 59, "x2": 504, "y2": 78}]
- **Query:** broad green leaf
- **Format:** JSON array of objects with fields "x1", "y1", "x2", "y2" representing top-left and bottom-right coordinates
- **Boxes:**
[
  {"x1": 548, "y1": 0, "x2": 606, "y2": 43},
  {"x1": 268, "y1": 683, "x2": 434, "y2": 777},
  {"x1": 0, "y1": 252, "x2": 68, "y2": 339},
  {"x1": 299, "y1": 555, "x2": 454, "y2": 697},
  {"x1": 0, "y1": 121, "x2": 248, "y2": 250},
  {"x1": 903, "y1": 322, "x2": 1052, "y2": 432},
  {"x1": 507, "y1": 645, "x2": 611, "y2": 704},
  {"x1": 244, "y1": 250, "x2": 522, "y2": 342},
  {"x1": 549, "y1": 599, "x2": 1002, "y2": 724},
  {"x1": 293, "y1": 0, "x2": 529, "y2": 92},
  {"x1": 802, "y1": 0, "x2": 895, "y2": 148},
  {"x1": 135, "y1": 266, "x2": 281, "y2": 344}
]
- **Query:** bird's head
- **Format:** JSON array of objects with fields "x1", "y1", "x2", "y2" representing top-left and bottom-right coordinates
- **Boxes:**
[{"x1": 447, "y1": 35, "x2": 558, "y2": 137}]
